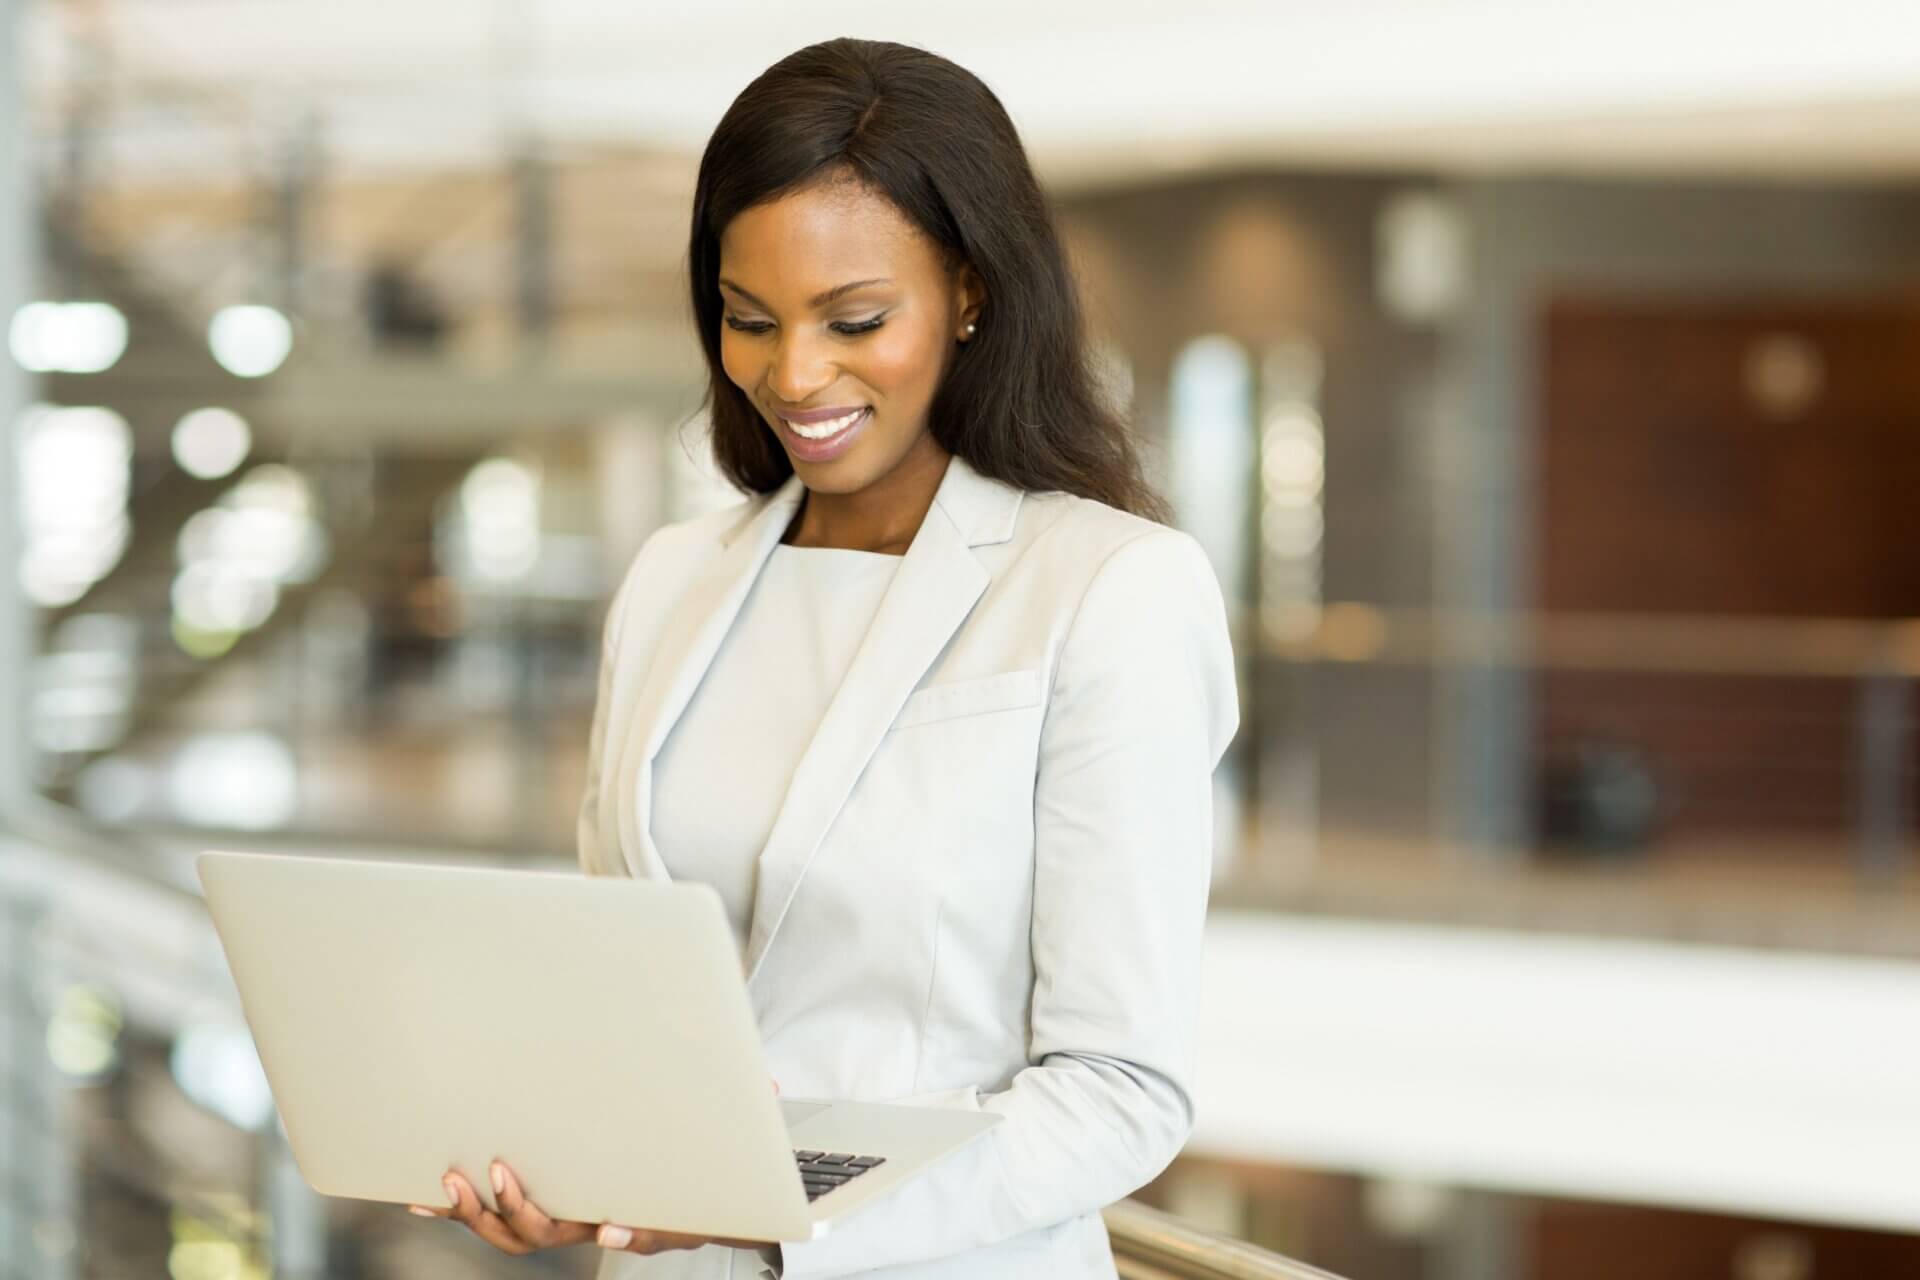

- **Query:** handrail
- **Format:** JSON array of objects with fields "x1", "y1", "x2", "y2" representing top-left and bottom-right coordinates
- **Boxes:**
[
  {"x1": 1104, "y1": 1199, "x2": 1346, "y2": 1280},
  {"x1": 1, "y1": 792, "x2": 203, "y2": 902},
  {"x1": 1252, "y1": 604, "x2": 1920, "y2": 678}
]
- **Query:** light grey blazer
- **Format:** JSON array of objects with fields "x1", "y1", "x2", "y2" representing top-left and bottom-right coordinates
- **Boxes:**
[{"x1": 581, "y1": 453, "x2": 1239, "y2": 1279}]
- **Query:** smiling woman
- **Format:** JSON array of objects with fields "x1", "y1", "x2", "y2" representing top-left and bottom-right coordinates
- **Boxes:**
[{"x1": 411, "y1": 36, "x2": 1239, "y2": 1280}]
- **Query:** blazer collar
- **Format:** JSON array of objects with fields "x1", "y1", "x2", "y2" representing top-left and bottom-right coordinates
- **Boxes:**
[{"x1": 610, "y1": 453, "x2": 1024, "y2": 980}]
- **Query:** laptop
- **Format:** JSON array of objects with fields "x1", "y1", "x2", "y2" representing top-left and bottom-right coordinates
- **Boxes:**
[{"x1": 195, "y1": 849, "x2": 1000, "y2": 1243}]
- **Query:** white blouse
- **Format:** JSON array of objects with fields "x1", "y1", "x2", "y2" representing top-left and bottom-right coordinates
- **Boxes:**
[{"x1": 650, "y1": 543, "x2": 902, "y2": 954}]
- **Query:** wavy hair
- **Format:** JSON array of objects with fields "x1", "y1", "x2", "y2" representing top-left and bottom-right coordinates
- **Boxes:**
[{"x1": 686, "y1": 37, "x2": 1167, "y2": 522}]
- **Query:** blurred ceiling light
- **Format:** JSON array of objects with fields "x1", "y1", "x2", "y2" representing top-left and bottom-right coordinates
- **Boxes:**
[
  {"x1": 166, "y1": 731, "x2": 297, "y2": 829},
  {"x1": 17, "y1": 405, "x2": 133, "y2": 605},
  {"x1": 1260, "y1": 504, "x2": 1325, "y2": 558},
  {"x1": 32, "y1": 685, "x2": 134, "y2": 753},
  {"x1": 180, "y1": 506, "x2": 308, "y2": 583},
  {"x1": 171, "y1": 1023, "x2": 275, "y2": 1132},
  {"x1": 1377, "y1": 191, "x2": 1467, "y2": 324},
  {"x1": 10, "y1": 300, "x2": 129, "y2": 373},
  {"x1": 47, "y1": 983, "x2": 123, "y2": 1080},
  {"x1": 456, "y1": 457, "x2": 542, "y2": 583},
  {"x1": 1257, "y1": 341, "x2": 1327, "y2": 628},
  {"x1": 171, "y1": 616, "x2": 241, "y2": 660},
  {"x1": 170, "y1": 464, "x2": 326, "y2": 651},
  {"x1": 21, "y1": 405, "x2": 131, "y2": 526},
  {"x1": 172, "y1": 407, "x2": 253, "y2": 480},
  {"x1": 1261, "y1": 413, "x2": 1326, "y2": 493},
  {"x1": 208, "y1": 304, "x2": 293, "y2": 378},
  {"x1": 172, "y1": 563, "x2": 280, "y2": 633},
  {"x1": 232, "y1": 463, "x2": 314, "y2": 515}
]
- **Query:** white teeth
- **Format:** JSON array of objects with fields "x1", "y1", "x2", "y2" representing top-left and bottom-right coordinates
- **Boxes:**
[{"x1": 785, "y1": 408, "x2": 865, "y2": 439}]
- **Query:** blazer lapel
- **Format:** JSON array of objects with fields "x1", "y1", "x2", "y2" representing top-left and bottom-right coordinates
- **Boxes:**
[
  {"x1": 743, "y1": 455, "x2": 1022, "y2": 982},
  {"x1": 611, "y1": 475, "x2": 804, "y2": 879}
]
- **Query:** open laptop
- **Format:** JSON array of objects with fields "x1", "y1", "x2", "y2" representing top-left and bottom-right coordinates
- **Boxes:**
[{"x1": 195, "y1": 849, "x2": 1000, "y2": 1243}]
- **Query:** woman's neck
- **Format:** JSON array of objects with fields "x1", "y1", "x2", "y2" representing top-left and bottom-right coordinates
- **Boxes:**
[{"x1": 782, "y1": 440, "x2": 951, "y2": 555}]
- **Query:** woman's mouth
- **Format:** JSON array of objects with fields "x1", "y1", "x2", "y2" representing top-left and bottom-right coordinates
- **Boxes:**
[{"x1": 775, "y1": 406, "x2": 871, "y2": 463}]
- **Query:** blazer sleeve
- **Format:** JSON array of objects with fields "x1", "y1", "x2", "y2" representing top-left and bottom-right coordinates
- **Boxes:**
[
  {"x1": 576, "y1": 541, "x2": 646, "y2": 878},
  {"x1": 775, "y1": 527, "x2": 1241, "y2": 1278}
]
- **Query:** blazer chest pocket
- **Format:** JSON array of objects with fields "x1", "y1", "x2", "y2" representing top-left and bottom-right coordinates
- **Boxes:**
[{"x1": 890, "y1": 669, "x2": 1042, "y2": 732}]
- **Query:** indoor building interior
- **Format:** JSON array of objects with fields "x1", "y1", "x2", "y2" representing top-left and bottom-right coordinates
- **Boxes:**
[{"x1": 2, "y1": 3, "x2": 1918, "y2": 1278}]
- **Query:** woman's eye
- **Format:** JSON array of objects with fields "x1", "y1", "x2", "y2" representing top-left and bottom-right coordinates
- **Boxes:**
[{"x1": 723, "y1": 315, "x2": 885, "y2": 336}]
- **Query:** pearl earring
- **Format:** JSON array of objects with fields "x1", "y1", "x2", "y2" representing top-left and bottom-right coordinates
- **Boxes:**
[{"x1": 963, "y1": 321, "x2": 977, "y2": 338}]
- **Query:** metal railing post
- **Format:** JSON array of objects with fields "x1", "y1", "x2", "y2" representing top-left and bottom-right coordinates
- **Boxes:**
[
  {"x1": 1855, "y1": 655, "x2": 1914, "y2": 883},
  {"x1": 0, "y1": 0, "x2": 35, "y2": 824},
  {"x1": 0, "y1": 876, "x2": 77, "y2": 1280}
]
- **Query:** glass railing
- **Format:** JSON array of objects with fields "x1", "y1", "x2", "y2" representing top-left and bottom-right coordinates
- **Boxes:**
[
  {"x1": 1, "y1": 827, "x2": 1332, "y2": 1279},
  {"x1": 0, "y1": 825, "x2": 582, "y2": 1279}
]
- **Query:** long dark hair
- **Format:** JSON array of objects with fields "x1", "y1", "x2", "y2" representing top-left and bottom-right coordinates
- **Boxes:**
[{"x1": 686, "y1": 37, "x2": 1168, "y2": 523}]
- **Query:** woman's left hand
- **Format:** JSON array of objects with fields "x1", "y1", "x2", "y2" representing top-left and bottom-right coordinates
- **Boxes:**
[{"x1": 409, "y1": 1159, "x2": 774, "y2": 1256}]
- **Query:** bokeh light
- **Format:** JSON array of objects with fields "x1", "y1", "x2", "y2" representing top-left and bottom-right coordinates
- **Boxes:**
[
  {"x1": 17, "y1": 404, "x2": 133, "y2": 607},
  {"x1": 10, "y1": 300, "x2": 129, "y2": 373},
  {"x1": 165, "y1": 731, "x2": 298, "y2": 829},
  {"x1": 172, "y1": 408, "x2": 253, "y2": 480},
  {"x1": 207, "y1": 304, "x2": 293, "y2": 378}
]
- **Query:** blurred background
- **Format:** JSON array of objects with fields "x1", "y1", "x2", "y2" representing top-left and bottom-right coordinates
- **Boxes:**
[{"x1": 3, "y1": 2, "x2": 1919, "y2": 1277}]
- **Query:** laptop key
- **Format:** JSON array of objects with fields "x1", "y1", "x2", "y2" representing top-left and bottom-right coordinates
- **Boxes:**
[{"x1": 794, "y1": 1150, "x2": 886, "y2": 1192}]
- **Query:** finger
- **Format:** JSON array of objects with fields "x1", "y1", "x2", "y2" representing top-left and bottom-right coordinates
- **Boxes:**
[
  {"x1": 406, "y1": 1204, "x2": 449, "y2": 1219},
  {"x1": 444, "y1": 1172, "x2": 533, "y2": 1256},
  {"x1": 771, "y1": 1079, "x2": 780, "y2": 1095},
  {"x1": 491, "y1": 1161, "x2": 595, "y2": 1249},
  {"x1": 597, "y1": 1224, "x2": 676, "y2": 1254},
  {"x1": 597, "y1": 1224, "x2": 760, "y2": 1255}
]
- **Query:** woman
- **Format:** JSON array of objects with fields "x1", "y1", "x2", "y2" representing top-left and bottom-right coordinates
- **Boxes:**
[{"x1": 416, "y1": 36, "x2": 1237, "y2": 1279}]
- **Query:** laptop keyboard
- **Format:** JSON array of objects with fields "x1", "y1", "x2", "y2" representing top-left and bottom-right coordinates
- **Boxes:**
[{"x1": 793, "y1": 1149, "x2": 886, "y2": 1201}]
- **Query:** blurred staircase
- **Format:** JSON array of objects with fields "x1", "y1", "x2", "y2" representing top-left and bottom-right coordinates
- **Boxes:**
[{"x1": 31, "y1": 220, "x2": 481, "y2": 794}]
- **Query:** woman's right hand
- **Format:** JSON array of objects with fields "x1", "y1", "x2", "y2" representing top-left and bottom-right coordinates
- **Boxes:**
[
  {"x1": 415, "y1": 1161, "x2": 773, "y2": 1258},
  {"x1": 408, "y1": 1078, "x2": 781, "y2": 1255},
  {"x1": 410, "y1": 1163, "x2": 598, "y2": 1256}
]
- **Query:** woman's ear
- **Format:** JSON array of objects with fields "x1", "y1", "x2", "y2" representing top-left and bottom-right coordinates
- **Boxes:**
[{"x1": 955, "y1": 262, "x2": 987, "y2": 333}]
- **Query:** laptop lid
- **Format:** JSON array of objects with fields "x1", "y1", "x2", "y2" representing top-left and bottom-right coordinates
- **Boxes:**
[{"x1": 196, "y1": 850, "x2": 817, "y2": 1241}]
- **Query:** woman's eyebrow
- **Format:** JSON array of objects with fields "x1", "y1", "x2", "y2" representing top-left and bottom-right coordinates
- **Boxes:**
[{"x1": 718, "y1": 277, "x2": 894, "y2": 309}]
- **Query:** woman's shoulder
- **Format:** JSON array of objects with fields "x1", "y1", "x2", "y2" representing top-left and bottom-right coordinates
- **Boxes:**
[
  {"x1": 649, "y1": 491, "x2": 769, "y2": 557},
  {"x1": 597, "y1": 491, "x2": 771, "y2": 638},
  {"x1": 614, "y1": 489, "x2": 776, "y2": 586},
  {"x1": 1013, "y1": 488, "x2": 1206, "y2": 584}
]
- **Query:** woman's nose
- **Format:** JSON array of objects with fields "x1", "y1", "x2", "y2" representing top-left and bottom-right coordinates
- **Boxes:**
[{"x1": 768, "y1": 335, "x2": 835, "y2": 405}]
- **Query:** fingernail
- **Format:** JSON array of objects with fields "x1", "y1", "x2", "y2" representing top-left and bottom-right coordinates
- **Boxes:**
[
  {"x1": 443, "y1": 1177, "x2": 460, "y2": 1208},
  {"x1": 490, "y1": 1163, "x2": 504, "y2": 1196},
  {"x1": 599, "y1": 1225, "x2": 632, "y2": 1249},
  {"x1": 408, "y1": 1205, "x2": 436, "y2": 1218}
]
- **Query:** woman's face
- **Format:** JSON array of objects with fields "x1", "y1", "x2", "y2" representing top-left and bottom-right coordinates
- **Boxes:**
[{"x1": 717, "y1": 177, "x2": 980, "y2": 500}]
